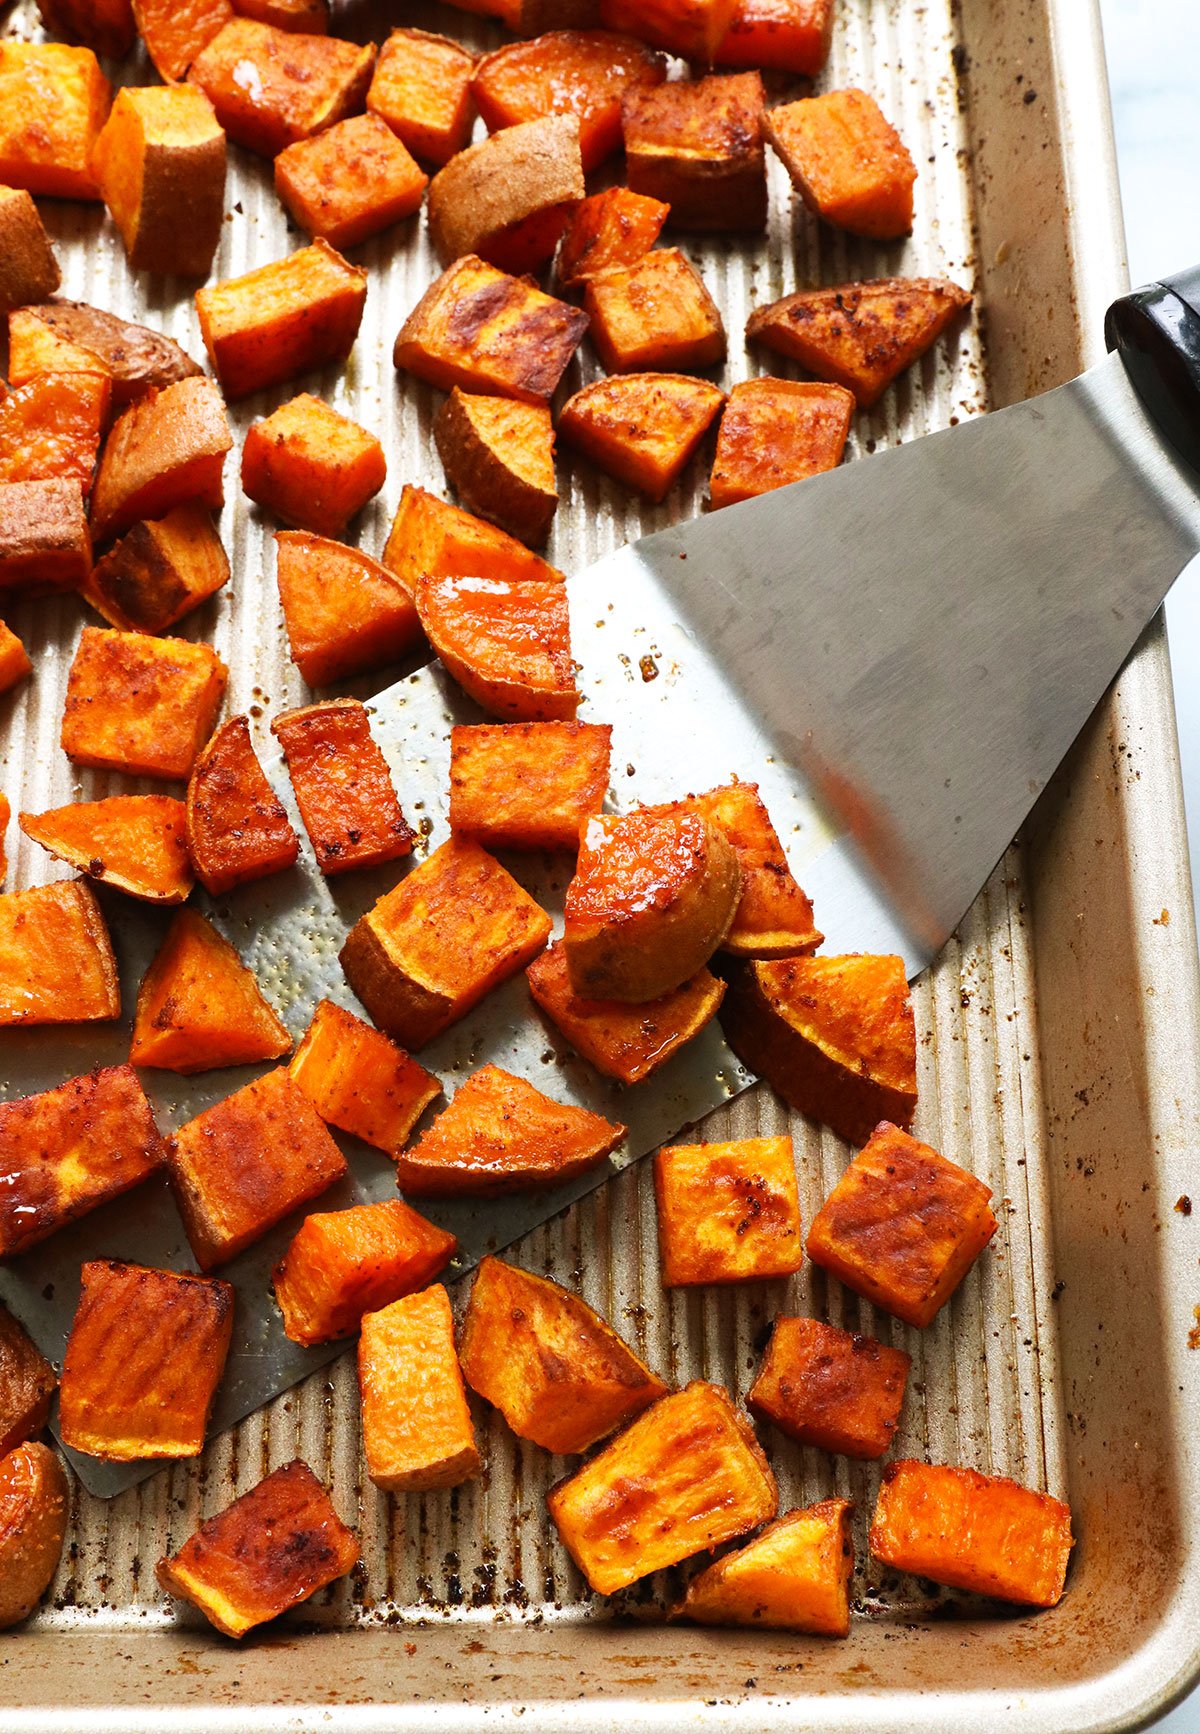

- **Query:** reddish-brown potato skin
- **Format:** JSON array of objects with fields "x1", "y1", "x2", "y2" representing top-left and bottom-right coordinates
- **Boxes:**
[
  {"x1": 186, "y1": 714, "x2": 301, "y2": 895},
  {"x1": 273, "y1": 1199, "x2": 456, "y2": 1345},
  {"x1": 654, "y1": 1137, "x2": 803, "y2": 1284},
  {"x1": 434, "y1": 391, "x2": 557, "y2": 548},
  {"x1": 748, "y1": 1316, "x2": 910, "y2": 1459},
  {"x1": 8, "y1": 301, "x2": 203, "y2": 406},
  {"x1": 678, "y1": 1498, "x2": 853, "y2": 1636},
  {"x1": 0, "y1": 1442, "x2": 69, "y2": 1630},
  {"x1": 89, "y1": 375, "x2": 231, "y2": 545},
  {"x1": 426, "y1": 114, "x2": 585, "y2": 274},
  {"x1": 0, "y1": 1308, "x2": 57, "y2": 1459},
  {"x1": 83, "y1": 504, "x2": 230, "y2": 636},
  {"x1": 272, "y1": 698, "x2": 415, "y2": 875},
  {"x1": 622, "y1": 72, "x2": 766, "y2": 232},
  {"x1": 0, "y1": 478, "x2": 92, "y2": 594},
  {"x1": 91, "y1": 85, "x2": 226, "y2": 277},
  {"x1": 0, "y1": 188, "x2": 61, "y2": 318}
]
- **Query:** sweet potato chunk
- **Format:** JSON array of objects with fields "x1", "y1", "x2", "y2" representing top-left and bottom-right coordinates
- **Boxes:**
[
  {"x1": 722, "y1": 954, "x2": 917, "y2": 1143},
  {"x1": 679, "y1": 1499, "x2": 852, "y2": 1635},
  {"x1": 417, "y1": 572, "x2": 577, "y2": 722},
  {"x1": 289, "y1": 997, "x2": 440, "y2": 1154},
  {"x1": 0, "y1": 188, "x2": 60, "y2": 317},
  {"x1": 59, "y1": 1260, "x2": 234, "y2": 1459},
  {"x1": 0, "y1": 1443, "x2": 69, "y2": 1631},
  {"x1": 654, "y1": 1136, "x2": 802, "y2": 1284},
  {"x1": 558, "y1": 374, "x2": 723, "y2": 502},
  {"x1": 622, "y1": 72, "x2": 765, "y2": 232},
  {"x1": 445, "y1": 0, "x2": 603, "y2": 32},
  {"x1": 276, "y1": 531, "x2": 420, "y2": 686},
  {"x1": 157, "y1": 1460, "x2": 358, "y2": 1638},
  {"x1": 435, "y1": 391, "x2": 557, "y2": 547},
  {"x1": 765, "y1": 88, "x2": 916, "y2": 239},
  {"x1": 0, "y1": 371, "x2": 111, "y2": 494},
  {"x1": 0, "y1": 794, "x2": 9, "y2": 885},
  {"x1": 61, "y1": 627, "x2": 227, "y2": 780},
  {"x1": 394, "y1": 254, "x2": 589, "y2": 406},
  {"x1": 8, "y1": 302, "x2": 202, "y2": 405},
  {"x1": 134, "y1": 0, "x2": 233, "y2": 82},
  {"x1": 599, "y1": 0, "x2": 736, "y2": 62},
  {"x1": 196, "y1": 241, "x2": 366, "y2": 403},
  {"x1": 555, "y1": 186, "x2": 668, "y2": 291},
  {"x1": 359, "y1": 1285, "x2": 480, "y2": 1492},
  {"x1": 0, "y1": 43, "x2": 110, "y2": 201},
  {"x1": 710, "y1": 377, "x2": 853, "y2": 508},
  {"x1": 273, "y1": 1198, "x2": 455, "y2": 1345},
  {"x1": 37, "y1": 0, "x2": 137, "y2": 61},
  {"x1": 715, "y1": 0, "x2": 832, "y2": 72},
  {"x1": 382, "y1": 483, "x2": 563, "y2": 598},
  {"x1": 82, "y1": 504, "x2": 229, "y2": 635},
  {"x1": 0, "y1": 478, "x2": 92, "y2": 594},
  {"x1": 188, "y1": 19, "x2": 375, "y2": 157},
  {"x1": 548, "y1": 1382, "x2": 777, "y2": 1594},
  {"x1": 186, "y1": 714, "x2": 300, "y2": 894},
  {"x1": 749, "y1": 1316, "x2": 909, "y2": 1459},
  {"x1": 585, "y1": 249, "x2": 725, "y2": 373},
  {"x1": 673, "y1": 780, "x2": 821, "y2": 956},
  {"x1": 130, "y1": 908, "x2": 291, "y2": 1074},
  {"x1": 459, "y1": 1256, "x2": 666, "y2": 1452},
  {"x1": 274, "y1": 112, "x2": 427, "y2": 250},
  {"x1": 0, "y1": 881, "x2": 119, "y2": 1027},
  {"x1": 340, "y1": 835, "x2": 551, "y2": 1046},
  {"x1": 0, "y1": 1309, "x2": 56, "y2": 1458},
  {"x1": 272, "y1": 698, "x2": 414, "y2": 875},
  {"x1": 168, "y1": 1067, "x2": 347, "y2": 1270},
  {"x1": 366, "y1": 28, "x2": 476, "y2": 168},
  {"x1": 242, "y1": 395, "x2": 385, "y2": 538},
  {"x1": 449, "y1": 721, "x2": 610, "y2": 851},
  {"x1": 234, "y1": 0, "x2": 327, "y2": 29},
  {"x1": 20, "y1": 795, "x2": 193, "y2": 905},
  {"x1": 396, "y1": 1063, "x2": 624, "y2": 1196},
  {"x1": 0, "y1": 624, "x2": 30, "y2": 696},
  {"x1": 473, "y1": 31, "x2": 664, "y2": 173},
  {"x1": 92, "y1": 87, "x2": 226, "y2": 278},
  {"x1": 746, "y1": 277, "x2": 973, "y2": 410},
  {"x1": 427, "y1": 115, "x2": 584, "y2": 274},
  {"x1": 89, "y1": 376, "x2": 232, "y2": 545}
]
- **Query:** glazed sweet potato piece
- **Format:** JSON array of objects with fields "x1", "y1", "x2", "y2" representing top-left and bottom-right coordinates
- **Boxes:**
[
  {"x1": 0, "y1": 43, "x2": 111, "y2": 200},
  {"x1": 428, "y1": 115, "x2": 584, "y2": 274},
  {"x1": 20, "y1": 795, "x2": 193, "y2": 904},
  {"x1": 715, "y1": 0, "x2": 832, "y2": 72},
  {"x1": 359, "y1": 1285, "x2": 480, "y2": 1492},
  {"x1": 674, "y1": 780, "x2": 822, "y2": 957},
  {"x1": 585, "y1": 249, "x2": 725, "y2": 374},
  {"x1": 0, "y1": 1065, "x2": 165, "y2": 1258},
  {"x1": 188, "y1": 19, "x2": 375, "y2": 157},
  {"x1": 396, "y1": 1063, "x2": 624, "y2": 1195},
  {"x1": 8, "y1": 302, "x2": 203, "y2": 405},
  {"x1": 274, "y1": 113, "x2": 427, "y2": 250},
  {"x1": 0, "y1": 188, "x2": 60, "y2": 317},
  {"x1": 89, "y1": 376, "x2": 232, "y2": 544},
  {"x1": 276, "y1": 531, "x2": 420, "y2": 685},
  {"x1": 157, "y1": 1460, "x2": 358, "y2": 1638},
  {"x1": 0, "y1": 882, "x2": 119, "y2": 1027},
  {"x1": 186, "y1": 714, "x2": 300, "y2": 894},
  {"x1": 340, "y1": 835, "x2": 551, "y2": 1046},
  {"x1": 82, "y1": 504, "x2": 229, "y2": 635},
  {"x1": 445, "y1": 0, "x2": 602, "y2": 31},
  {"x1": 555, "y1": 187, "x2": 668, "y2": 291},
  {"x1": 709, "y1": 378, "x2": 853, "y2": 509},
  {"x1": 472, "y1": 31, "x2": 664, "y2": 173},
  {"x1": 130, "y1": 908, "x2": 291, "y2": 1074},
  {"x1": 234, "y1": 0, "x2": 327, "y2": 31},
  {"x1": 416, "y1": 572, "x2": 578, "y2": 722},
  {"x1": 168, "y1": 1067, "x2": 348, "y2": 1270},
  {"x1": 460, "y1": 1256, "x2": 666, "y2": 1453},
  {"x1": 382, "y1": 483, "x2": 563, "y2": 598},
  {"x1": 766, "y1": 88, "x2": 916, "y2": 239},
  {"x1": 37, "y1": 0, "x2": 137, "y2": 61},
  {"x1": 0, "y1": 625, "x2": 30, "y2": 696},
  {"x1": 679, "y1": 1499, "x2": 853, "y2": 1635},
  {"x1": 548, "y1": 1382, "x2": 777, "y2": 1594},
  {"x1": 92, "y1": 87, "x2": 226, "y2": 278},
  {"x1": 558, "y1": 374, "x2": 724, "y2": 502},
  {"x1": 654, "y1": 1136, "x2": 803, "y2": 1284},
  {"x1": 242, "y1": 395, "x2": 385, "y2": 537},
  {"x1": 366, "y1": 28, "x2": 476, "y2": 168},
  {"x1": 0, "y1": 1309, "x2": 56, "y2": 1458},
  {"x1": 749, "y1": 1316, "x2": 910, "y2": 1459},
  {"x1": 59, "y1": 1260, "x2": 234, "y2": 1459},
  {"x1": 0, "y1": 1444, "x2": 69, "y2": 1631},
  {"x1": 435, "y1": 391, "x2": 557, "y2": 547},
  {"x1": 623, "y1": 73, "x2": 765, "y2": 232},
  {"x1": 134, "y1": 0, "x2": 233, "y2": 82},
  {"x1": 0, "y1": 478, "x2": 92, "y2": 594},
  {"x1": 394, "y1": 255, "x2": 589, "y2": 406},
  {"x1": 288, "y1": 998, "x2": 440, "y2": 1154},
  {"x1": 722, "y1": 954, "x2": 917, "y2": 1143},
  {"x1": 196, "y1": 241, "x2": 367, "y2": 403},
  {"x1": 274, "y1": 1198, "x2": 455, "y2": 1344},
  {"x1": 449, "y1": 721, "x2": 610, "y2": 851},
  {"x1": 61, "y1": 627, "x2": 227, "y2": 780},
  {"x1": 272, "y1": 698, "x2": 414, "y2": 875},
  {"x1": 0, "y1": 371, "x2": 111, "y2": 494},
  {"x1": 599, "y1": 0, "x2": 737, "y2": 62}
]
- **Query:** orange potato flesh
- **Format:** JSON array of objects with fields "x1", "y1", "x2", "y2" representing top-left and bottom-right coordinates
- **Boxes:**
[
  {"x1": 130, "y1": 907, "x2": 292, "y2": 1074},
  {"x1": 272, "y1": 698, "x2": 415, "y2": 876},
  {"x1": 37, "y1": 0, "x2": 136, "y2": 62},
  {"x1": 654, "y1": 1136, "x2": 803, "y2": 1284},
  {"x1": 426, "y1": 114, "x2": 584, "y2": 275},
  {"x1": 396, "y1": 1062, "x2": 624, "y2": 1196},
  {"x1": 358, "y1": 1285, "x2": 480, "y2": 1492},
  {"x1": 416, "y1": 572, "x2": 578, "y2": 721},
  {"x1": 459, "y1": 1255, "x2": 667, "y2": 1453},
  {"x1": 382, "y1": 483, "x2": 563, "y2": 598},
  {"x1": 721, "y1": 953, "x2": 917, "y2": 1144},
  {"x1": 598, "y1": 0, "x2": 737, "y2": 62},
  {"x1": 0, "y1": 1308, "x2": 57, "y2": 1458},
  {"x1": 186, "y1": 714, "x2": 300, "y2": 895},
  {"x1": 288, "y1": 998, "x2": 441, "y2": 1154},
  {"x1": 679, "y1": 1498, "x2": 853, "y2": 1635},
  {"x1": 60, "y1": 626, "x2": 228, "y2": 781},
  {"x1": 157, "y1": 1460, "x2": 359, "y2": 1637},
  {"x1": 241, "y1": 395, "x2": 386, "y2": 538},
  {"x1": 133, "y1": 0, "x2": 233, "y2": 83},
  {"x1": 0, "y1": 370, "x2": 111, "y2": 494},
  {"x1": 187, "y1": 18, "x2": 375, "y2": 157},
  {"x1": 273, "y1": 1198, "x2": 455, "y2": 1345},
  {"x1": 434, "y1": 390, "x2": 557, "y2": 547},
  {"x1": 8, "y1": 301, "x2": 202, "y2": 405},
  {"x1": 584, "y1": 248, "x2": 726, "y2": 374},
  {"x1": 19, "y1": 795, "x2": 194, "y2": 905},
  {"x1": 367, "y1": 28, "x2": 476, "y2": 169},
  {"x1": 91, "y1": 85, "x2": 226, "y2": 277},
  {"x1": 0, "y1": 795, "x2": 7, "y2": 886},
  {"x1": 709, "y1": 377, "x2": 853, "y2": 509},
  {"x1": 89, "y1": 375, "x2": 232, "y2": 544},
  {"x1": 276, "y1": 530, "x2": 421, "y2": 686},
  {"x1": 274, "y1": 112, "x2": 428, "y2": 250},
  {"x1": 472, "y1": 31, "x2": 665, "y2": 173},
  {"x1": 870, "y1": 1459, "x2": 1074, "y2": 1607},
  {"x1": 555, "y1": 186, "x2": 669, "y2": 291},
  {"x1": 168, "y1": 1067, "x2": 348, "y2": 1271},
  {"x1": 59, "y1": 1260, "x2": 234, "y2": 1460},
  {"x1": 715, "y1": 0, "x2": 833, "y2": 73},
  {"x1": 765, "y1": 87, "x2": 916, "y2": 240},
  {"x1": 548, "y1": 1381, "x2": 778, "y2": 1594},
  {"x1": 448, "y1": 721, "x2": 611, "y2": 851},
  {"x1": 82, "y1": 504, "x2": 230, "y2": 636},
  {"x1": 0, "y1": 188, "x2": 61, "y2": 318},
  {"x1": 622, "y1": 72, "x2": 766, "y2": 232},
  {"x1": 0, "y1": 881, "x2": 120, "y2": 1027},
  {"x1": 0, "y1": 42, "x2": 111, "y2": 201},
  {"x1": 0, "y1": 478, "x2": 92, "y2": 595},
  {"x1": 558, "y1": 373, "x2": 724, "y2": 503},
  {"x1": 234, "y1": 0, "x2": 328, "y2": 30},
  {"x1": 0, "y1": 624, "x2": 32, "y2": 696},
  {"x1": 441, "y1": 0, "x2": 601, "y2": 30},
  {"x1": 0, "y1": 1442, "x2": 69, "y2": 1631},
  {"x1": 748, "y1": 1315, "x2": 910, "y2": 1459},
  {"x1": 7, "y1": 311, "x2": 113, "y2": 390}
]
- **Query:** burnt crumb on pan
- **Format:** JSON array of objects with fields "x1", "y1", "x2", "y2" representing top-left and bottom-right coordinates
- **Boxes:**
[{"x1": 1175, "y1": 1195, "x2": 1192, "y2": 1215}]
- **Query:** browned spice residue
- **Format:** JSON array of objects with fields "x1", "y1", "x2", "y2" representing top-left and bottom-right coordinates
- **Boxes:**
[
  {"x1": 1189, "y1": 1307, "x2": 1200, "y2": 1352},
  {"x1": 1176, "y1": 1195, "x2": 1193, "y2": 1216}
]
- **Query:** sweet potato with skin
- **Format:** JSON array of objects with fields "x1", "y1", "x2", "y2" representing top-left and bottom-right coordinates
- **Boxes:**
[
  {"x1": 186, "y1": 714, "x2": 300, "y2": 894},
  {"x1": 435, "y1": 391, "x2": 557, "y2": 547},
  {"x1": 0, "y1": 479, "x2": 92, "y2": 594},
  {"x1": 157, "y1": 1461, "x2": 358, "y2": 1638},
  {"x1": 749, "y1": 1315, "x2": 910, "y2": 1460},
  {"x1": 8, "y1": 302, "x2": 203, "y2": 404},
  {"x1": 0, "y1": 1310, "x2": 56, "y2": 1459},
  {"x1": 242, "y1": 395, "x2": 385, "y2": 536},
  {"x1": 6, "y1": 313, "x2": 106, "y2": 391},
  {"x1": 61, "y1": 627, "x2": 227, "y2": 781},
  {"x1": 585, "y1": 249, "x2": 725, "y2": 374},
  {"x1": 710, "y1": 377, "x2": 853, "y2": 509},
  {"x1": 449, "y1": 721, "x2": 610, "y2": 851},
  {"x1": 273, "y1": 1198, "x2": 455, "y2": 1345},
  {"x1": 276, "y1": 531, "x2": 421, "y2": 686},
  {"x1": 359, "y1": 1285, "x2": 480, "y2": 1492},
  {"x1": 599, "y1": 0, "x2": 736, "y2": 61},
  {"x1": 654, "y1": 1136, "x2": 803, "y2": 1284},
  {"x1": 555, "y1": 187, "x2": 669, "y2": 291},
  {"x1": 0, "y1": 1444, "x2": 69, "y2": 1631},
  {"x1": 0, "y1": 43, "x2": 111, "y2": 201},
  {"x1": 188, "y1": 19, "x2": 375, "y2": 157},
  {"x1": 427, "y1": 115, "x2": 584, "y2": 274},
  {"x1": 558, "y1": 374, "x2": 723, "y2": 502},
  {"x1": 89, "y1": 376, "x2": 232, "y2": 545},
  {"x1": 20, "y1": 795, "x2": 193, "y2": 905},
  {"x1": 668, "y1": 780, "x2": 822, "y2": 957},
  {"x1": 0, "y1": 624, "x2": 32, "y2": 696},
  {"x1": 91, "y1": 86, "x2": 226, "y2": 277},
  {"x1": 715, "y1": 0, "x2": 832, "y2": 73},
  {"x1": 0, "y1": 371, "x2": 111, "y2": 494},
  {"x1": 623, "y1": 72, "x2": 765, "y2": 232},
  {"x1": 0, "y1": 188, "x2": 60, "y2": 318},
  {"x1": 0, "y1": 882, "x2": 119, "y2": 1027},
  {"x1": 134, "y1": 0, "x2": 233, "y2": 83},
  {"x1": 472, "y1": 31, "x2": 664, "y2": 173},
  {"x1": 416, "y1": 572, "x2": 578, "y2": 721},
  {"x1": 130, "y1": 907, "x2": 291, "y2": 1074},
  {"x1": 289, "y1": 998, "x2": 440, "y2": 1155},
  {"x1": 765, "y1": 88, "x2": 916, "y2": 239},
  {"x1": 678, "y1": 1499, "x2": 853, "y2": 1635},
  {"x1": 82, "y1": 504, "x2": 229, "y2": 635},
  {"x1": 234, "y1": 0, "x2": 327, "y2": 31},
  {"x1": 37, "y1": 0, "x2": 137, "y2": 61},
  {"x1": 272, "y1": 698, "x2": 415, "y2": 875},
  {"x1": 367, "y1": 28, "x2": 476, "y2": 169},
  {"x1": 382, "y1": 483, "x2": 563, "y2": 598},
  {"x1": 274, "y1": 113, "x2": 427, "y2": 250}
]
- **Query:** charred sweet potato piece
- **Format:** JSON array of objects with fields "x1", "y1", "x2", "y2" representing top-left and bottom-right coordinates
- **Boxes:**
[
  {"x1": 558, "y1": 374, "x2": 723, "y2": 502},
  {"x1": 765, "y1": 88, "x2": 916, "y2": 239},
  {"x1": 37, "y1": 0, "x2": 137, "y2": 61},
  {"x1": 272, "y1": 698, "x2": 415, "y2": 875},
  {"x1": 472, "y1": 31, "x2": 664, "y2": 173},
  {"x1": 394, "y1": 254, "x2": 589, "y2": 406},
  {"x1": 654, "y1": 1136, "x2": 803, "y2": 1284},
  {"x1": 157, "y1": 1460, "x2": 358, "y2": 1638},
  {"x1": 585, "y1": 249, "x2": 725, "y2": 374},
  {"x1": 807, "y1": 1121, "x2": 997, "y2": 1328},
  {"x1": 340, "y1": 835, "x2": 551, "y2": 1047},
  {"x1": 20, "y1": 795, "x2": 193, "y2": 905},
  {"x1": 678, "y1": 1499, "x2": 852, "y2": 1635},
  {"x1": 359, "y1": 1285, "x2": 480, "y2": 1491},
  {"x1": 234, "y1": 0, "x2": 327, "y2": 31},
  {"x1": 242, "y1": 395, "x2": 385, "y2": 536},
  {"x1": 274, "y1": 112, "x2": 427, "y2": 250},
  {"x1": 382, "y1": 483, "x2": 563, "y2": 598},
  {"x1": 188, "y1": 19, "x2": 375, "y2": 157},
  {"x1": 134, "y1": 0, "x2": 232, "y2": 82},
  {"x1": 0, "y1": 1309, "x2": 56, "y2": 1458},
  {"x1": 0, "y1": 478, "x2": 92, "y2": 594},
  {"x1": 623, "y1": 72, "x2": 765, "y2": 232},
  {"x1": 749, "y1": 1316, "x2": 909, "y2": 1459},
  {"x1": 61, "y1": 627, "x2": 227, "y2": 780},
  {"x1": 599, "y1": 0, "x2": 736, "y2": 61},
  {"x1": 721, "y1": 954, "x2": 917, "y2": 1143},
  {"x1": 416, "y1": 572, "x2": 577, "y2": 721},
  {"x1": 396, "y1": 1063, "x2": 624, "y2": 1196},
  {"x1": 0, "y1": 881, "x2": 118, "y2": 1027},
  {"x1": 435, "y1": 390, "x2": 557, "y2": 547},
  {"x1": 0, "y1": 625, "x2": 30, "y2": 696},
  {"x1": 0, "y1": 371, "x2": 111, "y2": 494},
  {"x1": 273, "y1": 1198, "x2": 455, "y2": 1344},
  {"x1": 276, "y1": 531, "x2": 420, "y2": 686},
  {"x1": 91, "y1": 86, "x2": 226, "y2": 277},
  {"x1": 556, "y1": 187, "x2": 668, "y2": 291},
  {"x1": 82, "y1": 504, "x2": 229, "y2": 635},
  {"x1": 871, "y1": 1460, "x2": 1074, "y2": 1607},
  {"x1": 427, "y1": 115, "x2": 584, "y2": 274},
  {"x1": 710, "y1": 377, "x2": 853, "y2": 508},
  {"x1": 0, "y1": 1064, "x2": 165, "y2": 1258},
  {"x1": 289, "y1": 997, "x2": 440, "y2": 1154},
  {"x1": 460, "y1": 1255, "x2": 666, "y2": 1452},
  {"x1": 449, "y1": 721, "x2": 610, "y2": 851},
  {"x1": 548, "y1": 1382, "x2": 777, "y2": 1593},
  {"x1": 366, "y1": 28, "x2": 476, "y2": 168},
  {"x1": 59, "y1": 1260, "x2": 233, "y2": 1459},
  {"x1": 186, "y1": 714, "x2": 300, "y2": 894},
  {"x1": 0, "y1": 1443, "x2": 69, "y2": 1631},
  {"x1": 0, "y1": 188, "x2": 60, "y2": 317},
  {"x1": 0, "y1": 43, "x2": 111, "y2": 200},
  {"x1": 671, "y1": 780, "x2": 821, "y2": 956},
  {"x1": 130, "y1": 907, "x2": 291, "y2": 1074},
  {"x1": 8, "y1": 302, "x2": 203, "y2": 405},
  {"x1": 715, "y1": 0, "x2": 832, "y2": 72},
  {"x1": 89, "y1": 376, "x2": 232, "y2": 545},
  {"x1": 168, "y1": 1067, "x2": 348, "y2": 1270}
]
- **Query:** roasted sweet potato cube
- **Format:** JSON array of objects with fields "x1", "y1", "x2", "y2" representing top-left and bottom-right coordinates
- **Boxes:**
[
  {"x1": 679, "y1": 1499, "x2": 852, "y2": 1635},
  {"x1": 0, "y1": 371, "x2": 111, "y2": 494},
  {"x1": 358, "y1": 1285, "x2": 480, "y2": 1491},
  {"x1": 394, "y1": 254, "x2": 589, "y2": 406},
  {"x1": 272, "y1": 699, "x2": 414, "y2": 876},
  {"x1": 288, "y1": 998, "x2": 440, "y2": 1154},
  {"x1": 82, "y1": 504, "x2": 229, "y2": 635},
  {"x1": 0, "y1": 478, "x2": 92, "y2": 594},
  {"x1": 59, "y1": 1260, "x2": 233, "y2": 1460},
  {"x1": 61, "y1": 627, "x2": 227, "y2": 780},
  {"x1": 428, "y1": 115, "x2": 584, "y2": 275},
  {"x1": 19, "y1": 795, "x2": 193, "y2": 905},
  {"x1": 585, "y1": 249, "x2": 725, "y2": 374},
  {"x1": 654, "y1": 1136, "x2": 802, "y2": 1285},
  {"x1": 0, "y1": 624, "x2": 31, "y2": 696},
  {"x1": 0, "y1": 1440, "x2": 69, "y2": 1630},
  {"x1": 274, "y1": 1198, "x2": 455, "y2": 1345},
  {"x1": 715, "y1": 0, "x2": 832, "y2": 72},
  {"x1": 8, "y1": 310, "x2": 113, "y2": 391},
  {"x1": 622, "y1": 73, "x2": 765, "y2": 232},
  {"x1": 684, "y1": 780, "x2": 821, "y2": 956},
  {"x1": 196, "y1": 242, "x2": 366, "y2": 404},
  {"x1": 710, "y1": 378, "x2": 853, "y2": 509},
  {"x1": 382, "y1": 483, "x2": 563, "y2": 598},
  {"x1": 186, "y1": 714, "x2": 300, "y2": 894},
  {"x1": 0, "y1": 794, "x2": 9, "y2": 887},
  {"x1": 168, "y1": 1067, "x2": 348, "y2": 1270},
  {"x1": 871, "y1": 1460, "x2": 1074, "y2": 1607},
  {"x1": 0, "y1": 1065, "x2": 165, "y2": 1259},
  {"x1": 158, "y1": 1460, "x2": 358, "y2": 1637},
  {"x1": 748, "y1": 1316, "x2": 910, "y2": 1458},
  {"x1": 396, "y1": 1063, "x2": 624, "y2": 1196},
  {"x1": 0, "y1": 43, "x2": 111, "y2": 200},
  {"x1": 0, "y1": 881, "x2": 119, "y2": 1027},
  {"x1": 548, "y1": 1382, "x2": 777, "y2": 1594},
  {"x1": 558, "y1": 374, "x2": 723, "y2": 502},
  {"x1": 446, "y1": 0, "x2": 603, "y2": 31},
  {"x1": 92, "y1": 86, "x2": 225, "y2": 278},
  {"x1": 274, "y1": 113, "x2": 427, "y2": 250},
  {"x1": 599, "y1": 0, "x2": 737, "y2": 62},
  {"x1": 0, "y1": 188, "x2": 60, "y2": 317},
  {"x1": 555, "y1": 187, "x2": 668, "y2": 291},
  {"x1": 8, "y1": 302, "x2": 203, "y2": 405},
  {"x1": 242, "y1": 396, "x2": 385, "y2": 539},
  {"x1": 449, "y1": 721, "x2": 610, "y2": 851},
  {"x1": 234, "y1": 0, "x2": 326, "y2": 30},
  {"x1": 188, "y1": 19, "x2": 375, "y2": 157},
  {"x1": 366, "y1": 28, "x2": 476, "y2": 169},
  {"x1": 89, "y1": 376, "x2": 232, "y2": 545},
  {"x1": 721, "y1": 954, "x2": 917, "y2": 1143},
  {"x1": 766, "y1": 88, "x2": 916, "y2": 239},
  {"x1": 472, "y1": 31, "x2": 664, "y2": 173},
  {"x1": 340, "y1": 835, "x2": 551, "y2": 1046},
  {"x1": 130, "y1": 907, "x2": 291, "y2": 1074},
  {"x1": 133, "y1": 0, "x2": 233, "y2": 82},
  {"x1": 416, "y1": 572, "x2": 577, "y2": 722},
  {"x1": 459, "y1": 1255, "x2": 666, "y2": 1452},
  {"x1": 37, "y1": 0, "x2": 137, "y2": 61},
  {"x1": 0, "y1": 1307, "x2": 56, "y2": 1457},
  {"x1": 276, "y1": 531, "x2": 420, "y2": 686},
  {"x1": 435, "y1": 391, "x2": 557, "y2": 547}
]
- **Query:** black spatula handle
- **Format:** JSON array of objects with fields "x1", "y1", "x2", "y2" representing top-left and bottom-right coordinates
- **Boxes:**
[{"x1": 1106, "y1": 268, "x2": 1200, "y2": 474}]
